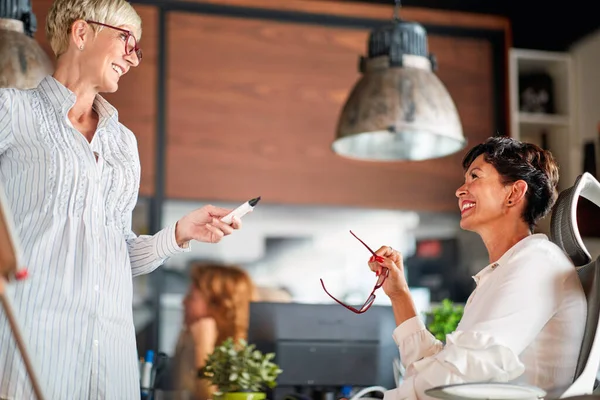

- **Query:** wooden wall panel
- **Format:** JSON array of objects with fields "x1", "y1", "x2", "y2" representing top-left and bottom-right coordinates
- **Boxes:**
[
  {"x1": 181, "y1": 0, "x2": 510, "y2": 32},
  {"x1": 32, "y1": 0, "x2": 55, "y2": 63},
  {"x1": 166, "y1": 13, "x2": 494, "y2": 211},
  {"x1": 31, "y1": 1, "x2": 158, "y2": 196}
]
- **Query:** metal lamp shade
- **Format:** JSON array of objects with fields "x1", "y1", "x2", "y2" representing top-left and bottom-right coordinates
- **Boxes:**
[
  {"x1": 0, "y1": 18, "x2": 53, "y2": 89},
  {"x1": 333, "y1": 10, "x2": 466, "y2": 162},
  {"x1": 333, "y1": 55, "x2": 466, "y2": 162}
]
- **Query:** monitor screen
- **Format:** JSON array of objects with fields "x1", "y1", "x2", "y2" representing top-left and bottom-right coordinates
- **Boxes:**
[{"x1": 248, "y1": 302, "x2": 398, "y2": 391}]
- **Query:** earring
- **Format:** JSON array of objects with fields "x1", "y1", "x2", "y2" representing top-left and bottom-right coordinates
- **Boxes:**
[
  {"x1": 79, "y1": 44, "x2": 84, "y2": 51},
  {"x1": 508, "y1": 200, "x2": 512, "y2": 204}
]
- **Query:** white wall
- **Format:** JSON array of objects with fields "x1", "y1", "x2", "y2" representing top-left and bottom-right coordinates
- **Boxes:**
[
  {"x1": 157, "y1": 199, "x2": 441, "y2": 354},
  {"x1": 161, "y1": 199, "x2": 422, "y2": 305},
  {"x1": 570, "y1": 28, "x2": 600, "y2": 178},
  {"x1": 130, "y1": 197, "x2": 473, "y2": 352},
  {"x1": 570, "y1": 29, "x2": 600, "y2": 255}
]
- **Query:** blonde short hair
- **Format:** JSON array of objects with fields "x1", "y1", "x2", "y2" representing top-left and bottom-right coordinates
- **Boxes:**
[{"x1": 46, "y1": 0, "x2": 142, "y2": 57}]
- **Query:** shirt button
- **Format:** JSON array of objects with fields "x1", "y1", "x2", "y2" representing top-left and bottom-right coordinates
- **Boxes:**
[
  {"x1": 94, "y1": 340, "x2": 99, "y2": 346},
  {"x1": 94, "y1": 285, "x2": 99, "y2": 292}
]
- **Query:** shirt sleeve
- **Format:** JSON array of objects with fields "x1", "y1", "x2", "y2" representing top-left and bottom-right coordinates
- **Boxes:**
[
  {"x1": 392, "y1": 316, "x2": 444, "y2": 370},
  {"x1": 384, "y1": 329, "x2": 526, "y2": 400},
  {"x1": 123, "y1": 218, "x2": 190, "y2": 277},
  {"x1": 384, "y1": 247, "x2": 568, "y2": 400},
  {"x1": 0, "y1": 89, "x2": 14, "y2": 155}
]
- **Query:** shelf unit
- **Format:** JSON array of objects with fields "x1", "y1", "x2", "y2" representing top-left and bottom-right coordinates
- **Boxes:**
[
  {"x1": 510, "y1": 48, "x2": 600, "y2": 238},
  {"x1": 509, "y1": 49, "x2": 575, "y2": 235},
  {"x1": 509, "y1": 48, "x2": 577, "y2": 193}
]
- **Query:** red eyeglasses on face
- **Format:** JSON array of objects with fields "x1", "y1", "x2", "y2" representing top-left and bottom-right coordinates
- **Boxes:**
[
  {"x1": 86, "y1": 20, "x2": 143, "y2": 62},
  {"x1": 320, "y1": 230, "x2": 389, "y2": 314}
]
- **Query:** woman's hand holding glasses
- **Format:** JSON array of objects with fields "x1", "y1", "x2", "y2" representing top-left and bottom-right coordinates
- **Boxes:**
[
  {"x1": 320, "y1": 230, "x2": 410, "y2": 314},
  {"x1": 366, "y1": 244, "x2": 410, "y2": 302}
]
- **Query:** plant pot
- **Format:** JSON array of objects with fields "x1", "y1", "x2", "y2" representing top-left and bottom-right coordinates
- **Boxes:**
[{"x1": 222, "y1": 393, "x2": 266, "y2": 400}]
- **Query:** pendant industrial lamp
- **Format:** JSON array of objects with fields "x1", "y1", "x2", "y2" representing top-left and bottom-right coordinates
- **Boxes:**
[
  {"x1": 332, "y1": 0, "x2": 466, "y2": 161},
  {"x1": 0, "y1": 0, "x2": 53, "y2": 89}
]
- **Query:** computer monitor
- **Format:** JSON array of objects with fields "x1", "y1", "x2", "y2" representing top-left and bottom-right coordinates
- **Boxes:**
[{"x1": 248, "y1": 302, "x2": 398, "y2": 396}]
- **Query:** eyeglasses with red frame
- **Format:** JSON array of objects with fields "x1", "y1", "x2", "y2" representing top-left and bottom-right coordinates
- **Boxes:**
[
  {"x1": 320, "y1": 230, "x2": 389, "y2": 314},
  {"x1": 86, "y1": 20, "x2": 143, "y2": 62}
]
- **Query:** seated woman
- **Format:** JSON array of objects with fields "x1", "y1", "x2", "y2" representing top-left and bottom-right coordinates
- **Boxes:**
[
  {"x1": 370, "y1": 136, "x2": 587, "y2": 399},
  {"x1": 170, "y1": 263, "x2": 256, "y2": 400}
]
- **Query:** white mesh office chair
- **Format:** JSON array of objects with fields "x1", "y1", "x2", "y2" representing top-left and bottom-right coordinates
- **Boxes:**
[{"x1": 550, "y1": 172, "x2": 600, "y2": 398}]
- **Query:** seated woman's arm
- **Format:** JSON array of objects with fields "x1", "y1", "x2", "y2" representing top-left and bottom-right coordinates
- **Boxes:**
[
  {"x1": 383, "y1": 249, "x2": 574, "y2": 400},
  {"x1": 393, "y1": 316, "x2": 444, "y2": 371},
  {"x1": 386, "y1": 287, "x2": 444, "y2": 370},
  {"x1": 387, "y1": 319, "x2": 525, "y2": 400}
]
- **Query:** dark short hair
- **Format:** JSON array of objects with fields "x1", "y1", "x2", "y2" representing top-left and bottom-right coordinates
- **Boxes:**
[{"x1": 462, "y1": 136, "x2": 559, "y2": 231}]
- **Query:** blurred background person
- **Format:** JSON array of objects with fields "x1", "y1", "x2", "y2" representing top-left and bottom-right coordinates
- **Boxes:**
[{"x1": 169, "y1": 263, "x2": 256, "y2": 400}]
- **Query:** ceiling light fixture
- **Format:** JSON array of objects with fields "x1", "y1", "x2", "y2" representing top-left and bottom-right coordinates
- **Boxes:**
[
  {"x1": 0, "y1": 0, "x2": 53, "y2": 89},
  {"x1": 332, "y1": 0, "x2": 466, "y2": 161}
]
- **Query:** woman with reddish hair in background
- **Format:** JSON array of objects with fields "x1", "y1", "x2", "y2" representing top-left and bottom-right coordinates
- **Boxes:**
[{"x1": 171, "y1": 263, "x2": 256, "y2": 400}]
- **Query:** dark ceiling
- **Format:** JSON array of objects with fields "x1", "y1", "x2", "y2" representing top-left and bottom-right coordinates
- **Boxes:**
[{"x1": 361, "y1": 0, "x2": 600, "y2": 51}]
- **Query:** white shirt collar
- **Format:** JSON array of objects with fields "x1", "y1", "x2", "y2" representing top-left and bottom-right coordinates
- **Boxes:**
[
  {"x1": 37, "y1": 75, "x2": 119, "y2": 130},
  {"x1": 472, "y1": 233, "x2": 549, "y2": 286}
]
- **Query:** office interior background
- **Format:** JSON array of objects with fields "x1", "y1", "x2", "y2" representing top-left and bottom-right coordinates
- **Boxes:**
[{"x1": 2, "y1": 0, "x2": 600, "y2": 392}]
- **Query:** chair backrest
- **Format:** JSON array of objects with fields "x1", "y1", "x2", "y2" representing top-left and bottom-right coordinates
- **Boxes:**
[{"x1": 550, "y1": 172, "x2": 600, "y2": 397}]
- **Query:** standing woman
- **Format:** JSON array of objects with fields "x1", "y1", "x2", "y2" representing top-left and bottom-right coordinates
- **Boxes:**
[{"x1": 0, "y1": 0, "x2": 241, "y2": 399}]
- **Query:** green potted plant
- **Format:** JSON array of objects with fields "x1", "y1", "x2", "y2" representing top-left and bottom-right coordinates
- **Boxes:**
[
  {"x1": 425, "y1": 298, "x2": 464, "y2": 341},
  {"x1": 198, "y1": 337, "x2": 282, "y2": 400}
]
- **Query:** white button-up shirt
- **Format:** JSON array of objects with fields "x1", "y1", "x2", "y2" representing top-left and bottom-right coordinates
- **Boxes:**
[
  {"x1": 385, "y1": 234, "x2": 587, "y2": 400},
  {"x1": 0, "y1": 76, "x2": 188, "y2": 399}
]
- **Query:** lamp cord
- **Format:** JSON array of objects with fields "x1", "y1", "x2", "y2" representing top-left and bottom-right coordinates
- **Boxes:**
[{"x1": 393, "y1": 0, "x2": 401, "y2": 21}]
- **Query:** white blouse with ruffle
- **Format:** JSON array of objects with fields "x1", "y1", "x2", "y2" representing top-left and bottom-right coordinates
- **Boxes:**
[{"x1": 384, "y1": 234, "x2": 587, "y2": 400}]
